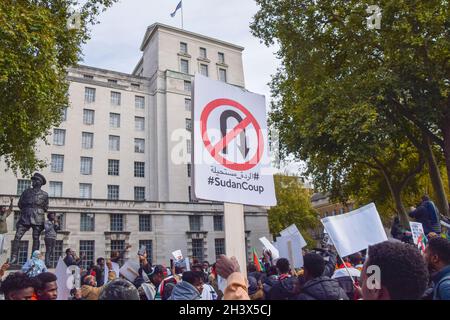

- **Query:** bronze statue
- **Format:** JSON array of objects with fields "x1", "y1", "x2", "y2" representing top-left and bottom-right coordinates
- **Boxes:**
[{"x1": 10, "y1": 173, "x2": 49, "y2": 265}]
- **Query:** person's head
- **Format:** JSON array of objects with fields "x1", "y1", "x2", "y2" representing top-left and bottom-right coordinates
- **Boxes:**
[
  {"x1": 247, "y1": 263, "x2": 257, "y2": 274},
  {"x1": 424, "y1": 237, "x2": 450, "y2": 274},
  {"x1": 149, "y1": 265, "x2": 165, "y2": 286},
  {"x1": 65, "y1": 248, "x2": 74, "y2": 256},
  {"x1": 1, "y1": 272, "x2": 35, "y2": 300},
  {"x1": 275, "y1": 258, "x2": 290, "y2": 275},
  {"x1": 97, "y1": 257, "x2": 105, "y2": 267},
  {"x1": 422, "y1": 195, "x2": 430, "y2": 203},
  {"x1": 70, "y1": 288, "x2": 82, "y2": 300},
  {"x1": 182, "y1": 271, "x2": 204, "y2": 294},
  {"x1": 303, "y1": 253, "x2": 325, "y2": 280},
  {"x1": 267, "y1": 265, "x2": 278, "y2": 277},
  {"x1": 35, "y1": 272, "x2": 58, "y2": 300},
  {"x1": 98, "y1": 279, "x2": 140, "y2": 300},
  {"x1": 31, "y1": 250, "x2": 43, "y2": 260},
  {"x1": 191, "y1": 263, "x2": 204, "y2": 272},
  {"x1": 361, "y1": 241, "x2": 429, "y2": 300},
  {"x1": 348, "y1": 252, "x2": 363, "y2": 266},
  {"x1": 31, "y1": 173, "x2": 46, "y2": 188},
  {"x1": 83, "y1": 275, "x2": 97, "y2": 287},
  {"x1": 47, "y1": 212, "x2": 56, "y2": 221},
  {"x1": 110, "y1": 251, "x2": 119, "y2": 259},
  {"x1": 202, "y1": 261, "x2": 210, "y2": 271},
  {"x1": 0, "y1": 205, "x2": 6, "y2": 214}
]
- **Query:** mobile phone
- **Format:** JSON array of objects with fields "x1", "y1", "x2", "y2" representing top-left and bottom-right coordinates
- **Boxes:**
[
  {"x1": 170, "y1": 259, "x2": 174, "y2": 269},
  {"x1": 138, "y1": 245, "x2": 146, "y2": 256}
]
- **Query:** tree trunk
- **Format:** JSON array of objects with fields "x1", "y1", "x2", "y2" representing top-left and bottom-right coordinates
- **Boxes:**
[
  {"x1": 442, "y1": 120, "x2": 450, "y2": 215},
  {"x1": 424, "y1": 135, "x2": 450, "y2": 217}
]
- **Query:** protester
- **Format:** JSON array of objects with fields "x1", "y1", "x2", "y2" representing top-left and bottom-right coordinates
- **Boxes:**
[
  {"x1": 0, "y1": 261, "x2": 10, "y2": 282},
  {"x1": 69, "y1": 288, "x2": 84, "y2": 300},
  {"x1": 98, "y1": 278, "x2": 140, "y2": 300},
  {"x1": 90, "y1": 257, "x2": 106, "y2": 287},
  {"x1": 248, "y1": 276, "x2": 264, "y2": 300},
  {"x1": 266, "y1": 258, "x2": 300, "y2": 300},
  {"x1": 111, "y1": 244, "x2": 132, "y2": 267},
  {"x1": 0, "y1": 272, "x2": 35, "y2": 300},
  {"x1": 358, "y1": 241, "x2": 429, "y2": 300},
  {"x1": 216, "y1": 254, "x2": 249, "y2": 300},
  {"x1": 332, "y1": 252, "x2": 362, "y2": 300},
  {"x1": 191, "y1": 263, "x2": 217, "y2": 300},
  {"x1": 424, "y1": 237, "x2": 450, "y2": 300},
  {"x1": 80, "y1": 260, "x2": 116, "y2": 300},
  {"x1": 34, "y1": 272, "x2": 58, "y2": 300},
  {"x1": 44, "y1": 212, "x2": 60, "y2": 267},
  {"x1": 64, "y1": 248, "x2": 83, "y2": 267},
  {"x1": 136, "y1": 251, "x2": 166, "y2": 300},
  {"x1": 0, "y1": 197, "x2": 13, "y2": 235},
  {"x1": 409, "y1": 195, "x2": 441, "y2": 235},
  {"x1": 263, "y1": 266, "x2": 279, "y2": 297},
  {"x1": 22, "y1": 250, "x2": 47, "y2": 277},
  {"x1": 169, "y1": 271, "x2": 204, "y2": 300}
]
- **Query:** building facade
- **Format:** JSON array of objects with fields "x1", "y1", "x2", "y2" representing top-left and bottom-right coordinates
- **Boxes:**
[{"x1": 0, "y1": 23, "x2": 270, "y2": 268}]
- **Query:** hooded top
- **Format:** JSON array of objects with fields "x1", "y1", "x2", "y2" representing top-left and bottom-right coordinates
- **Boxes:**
[
  {"x1": 266, "y1": 275, "x2": 299, "y2": 300},
  {"x1": 168, "y1": 281, "x2": 201, "y2": 300},
  {"x1": 297, "y1": 276, "x2": 349, "y2": 300},
  {"x1": 22, "y1": 250, "x2": 47, "y2": 277}
]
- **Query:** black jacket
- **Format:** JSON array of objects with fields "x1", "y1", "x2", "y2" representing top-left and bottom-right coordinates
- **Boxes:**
[
  {"x1": 297, "y1": 276, "x2": 349, "y2": 300},
  {"x1": 266, "y1": 276, "x2": 299, "y2": 300}
]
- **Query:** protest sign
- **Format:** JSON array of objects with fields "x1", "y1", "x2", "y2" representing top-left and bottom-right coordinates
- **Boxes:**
[
  {"x1": 172, "y1": 250, "x2": 183, "y2": 261},
  {"x1": 119, "y1": 260, "x2": 140, "y2": 283},
  {"x1": 410, "y1": 222, "x2": 428, "y2": 252},
  {"x1": 259, "y1": 237, "x2": 280, "y2": 259},
  {"x1": 275, "y1": 235, "x2": 304, "y2": 268},
  {"x1": 55, "y1": 257, "x2": 70, "y2": 301},
  {"x1": 280, "y1": 224, "x2": 307, "y2": 248}
]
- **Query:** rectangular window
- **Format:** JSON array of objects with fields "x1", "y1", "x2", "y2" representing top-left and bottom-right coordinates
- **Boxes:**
[
  {"x1": 215, "y1": 239, "x2": 225, "y2": 259},
  {"x1": 187, "y1": 163, "x2": 191, "y2": 178},
  {"x1": 214, "y1": 215, "x2": 224, "y2": 231},
  {"x1": 109, "y1": 113, "x2": 121, "y2": 128},
  {"x1": 139, "y1": 240, "x2": 153, "y2": 263},
  {"x1": 108, "y1": 79, "x2": 117, "y2": 84},
  {"x1": 184, "y1": 81, "x2": 191, "y2": 92},
  {"x1": 111, "y1": 240, "x2": 125, "y2": 265},
  {"x1": 79, "y1": 240, "x2": 95, "y2": 270},
  {"x1": 188, "y1": 186, "x2": 192, "y2": 202},
  {"x1": 135, "y1": 96, "x2": 145, "y2": 109},
  {"x1": 107, "y1": 185, "x2": 120, "y2": 200},
  {"x1": 83, "y1": 109, "x2": 95, "y2": 125},
  {"x1": 53, "y1": 129, "x2": 66, "y2": 146},
  {"x1": 139, "y1": 215, "x2": 152, "y2": 232},
  {"x1": 61, "y1": 107, "x2": 68, "y2": 122},
  {"x1": 219, "y1": 68, "x2": 227, "y2": 82},
  {"x1": 108, "y1": 159, "x2": 120, "y2": 176},
  {"x1": 186, "y1": 139, "x2": 192, "y2": 154},
  {"x1": 79, "y1": 183, "x2": 92, "y2": 199},
  {"x1": 80, "y1": 157, "x2": 93, "y2": 175},
  {"x1": 51, "y1": 154, "x2": 64, "y2": 173},
  {"x1": 185, "y1": 98, "x2": 191, "y2": 111},
  {"x1": 192, "y1": 239, "x2": 204, "y2": 262},
  {"x1": 200, "y1": 47, "x2": 207, "y2": 59},
  {"x1": 17, "y1": 179, "x2": 31, "y2": 195},
  {"x1": 131, "y1": 83, "x2": 140, "y2": 89},
  {"x1": 111, "y1": 91, "x2": 121, "y2": 106},
  {"x1": 83, "y1": 74, "x2": 93, "y2": 79},
  {"x1": 180, "y1": 59, "x2": 189, "y2": 74},
  {"x1": 84, "y1": 87, "x2": 96, "y2": 103},
  {"x1": 49, "y1": 240, "x2": 63, "y2": 269},
  {"x1": 49, "y1": 181, "x2": 63, "y2": 197},
  {"x1": 189, "y1": 215, "x2": 202, "y2": 231},
  {"x1": 56, "y1": 213, "x2": 65, "y2": 230},
  {"x1": 80, "y1": 213, "x2": 95, "y2": 232},
  {"x1": 200, "y1": 64, "x2": 209, "y2": 77},
  {"x1": 218, "y1": 52, "x2": 225, "y2": 64},
  {"x1": 135, "y1": 117, "x2": 145, "y2": 131},
  {"x1": 10, "y1": 241, "x2": 28, "y2": 265},
  {"x1": 134, "y1": 187, "x2": 145, "y2": 201},
  {"x1": 134, "y1": 138, "x2": 145, "y2": 153},
  {"x1": 180, "y1": 42, "x2": 188, "y2": 54},
  {"x1": 110, "y1": 214, "x2": 123, "y2": 231},
  {"x1": 81, "y1": 132, "x2": 94, "y2": 149},
  {"x1": 185, "y1": 118, "x2": 192, "y2": 131},
  {"x1": 109, "y1": 135, "x2": 120, "y2": 151},
  {"x1": 134, "y1": 162, "x2": 145, "y2": 178}
]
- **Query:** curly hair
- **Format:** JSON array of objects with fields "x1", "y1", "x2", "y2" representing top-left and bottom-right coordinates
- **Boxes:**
[
  {"x1": 367, "y1": 241, "x2": 429, "y2": 300},
  {"x1": 427, "y1": 237, "x2": 450, "y2": 264},
  {"x1": 0, "y1": 272, "x2": 36, "y2": 297}
]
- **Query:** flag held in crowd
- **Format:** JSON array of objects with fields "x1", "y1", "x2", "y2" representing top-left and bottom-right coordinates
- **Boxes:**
[{"x1": 252, "y1": 248, "x2": 265, "y2": 272}]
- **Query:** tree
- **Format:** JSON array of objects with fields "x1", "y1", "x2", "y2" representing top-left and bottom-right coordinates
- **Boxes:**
[
  {"x1": 0, "y1": 0, "x2": 117, "y2": 175},
  {"x1": 268, "y1": 174, "x2": 319, "y2": 245}
]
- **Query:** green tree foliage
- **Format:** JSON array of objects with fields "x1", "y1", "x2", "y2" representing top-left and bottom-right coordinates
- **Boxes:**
[{"x1": 0, "y1": 0, "x2": 116, "y2": 175}]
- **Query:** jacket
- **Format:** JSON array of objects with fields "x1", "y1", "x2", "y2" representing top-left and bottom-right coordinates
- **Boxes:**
[
  {"x1": 432, "y1": 265, "x2": 450, "y2": 300},
  {"x1": 223, "y1": 272, "x2": 249, "y2": 300},
  {"x1": 81, "y1": 270, "x2": 116, "y2": 300},
  {"x1": 297, "y1": 276, "x2": 349, "y2": 300},
  {"x1": 409, "y1": 201, "x2": 441, "y2": 235},
  {"x1": 266, "y1": 275, "x2": 299, "y2": 300},
  {"x1": 168, "y1": 281, "x2": 201, "y2": 300},
  {"x1": 44, "y1": 220, "x2": 60, "y2": 239}
]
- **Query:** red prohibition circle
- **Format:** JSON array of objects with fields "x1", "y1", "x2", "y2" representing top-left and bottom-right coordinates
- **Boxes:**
[{"x1": 200, "y1": 98, "x2": 264, "y2": 171}]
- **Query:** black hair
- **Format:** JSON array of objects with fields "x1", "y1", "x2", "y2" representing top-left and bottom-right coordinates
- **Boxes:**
[
  {"x1": 202, "y1": 261, "x2": 210, "y2": 266},
  {"x1": 247, "y1": 263, "x2": 257, "y2": 273},
  {"x1": 46, "y1": 212, "x2": 55, "y2": 219},
  {"x1": 0, "y1": 272, "x2": 35, "y2": 297},
  {"x1": 70, "y1": 288, "x2": 78, "y2": 296},
  {"x1": 65, "y1": 248, "x2": 72, "y2": 255},
  {"x1": 191, "y1": 263, "x2": 204, "y2": 272},
  {"x1": 266, "y1": 265, "x2": 278, "y2": 276},
  {"x1": 303, "y1": 253, "x2": 325, "y2": 278},
  {"x1": 98, "y1": 279, "x2": 140, "y2": 300},
  {"x1": 182, "y1": 271, "x2": 204, "y2": 285},
  {"x1": 427, "y1": 237, "x2": 450, "y2": 265},
  {"x1": 276, "y1": 258, "x2": 290, "y2": 274},
  {"x1": 97, "y1": 257, "x2": 105, "y2": 264},
  {"x1": 34, "y1": 272, "x2": 57, "y2": 291},
  {"x1": 367, "y1": 241, "x2": 429, "y2": 300}
]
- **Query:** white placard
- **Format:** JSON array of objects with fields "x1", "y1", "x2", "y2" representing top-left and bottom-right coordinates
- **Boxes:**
[
  {"x1": 280, "y1": 224, "x2": 307, "y2": 248},
  {"x1": 259, "y1": 237, "x2": 280, "y2": 259},
  {"x1": 119, "y1": 260, "x2": 140, "y2": 283},
  {"x1": 172, "y1": 250, "x2": 183, "y2": 261},
  {"x1": 275, "y1": 235, "x2": 304, "y2": 268},
  {"x1": 55, "y1": 257, "x2": 70, "y2": 301},
  {"x1": 193, "y1": 74, "x2": 276, "y2": 206},
  {"x1": 409, "y1": 222, "x2": 425, "y2": 246}
]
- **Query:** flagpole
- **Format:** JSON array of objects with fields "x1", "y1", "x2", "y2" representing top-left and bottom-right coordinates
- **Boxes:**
[{"x1": 181, "y1": 0, "x2": 184, "y2": 29}]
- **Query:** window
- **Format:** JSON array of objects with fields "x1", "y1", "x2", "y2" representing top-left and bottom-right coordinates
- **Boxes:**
[
  {"x1": 108, "y1": 159, "x2": 120, "y2": 176},
  {"x1": 109, "y1": 135, "x2": 120, "y2": 151},
  {"x1": 79, "y1": 240, "x2": 95, "y2": 270},
  {"x1": 192, "y1": 239, "x2": 204, "y2": 261},
  {"x1": 111, "y1": 240, "x2": 125, "y2": 252},
  {"x1": 79, "y1": 183, "x2": 92, "y2": 199},
  {"x1": 49, "y1": 181, "x2": 63, "y2": 197},
  {"x1": 83, "y1": 109, "x2": 95, "y2": 125},
  {"x1": 180, "y1": 42, "x2": 188, "y2": 54},
  {"x1": 200, "y1": 64, "x2": 208, "y2": 77},
  {"x1": 107, "y1": 185, "x2": 119, "y2": 200},
  {"x1": 134, "y1": 187, "x2": 145, "y2": 201},
  {"x1": 185, "y1": 118, "x2": 192, "y2": 131},
  {"x1": 12, "y1": 212, "x2": 19, "y2": 231},
  {"x1": 51, "y1": 154, "x2": 64, "y2": 173},
  {"x1": 10, "y1": 241, "x2": 28, "y2": 265},
  {"x1": 185, "y1": 98, "x2": 192, "y2": 111},
  {"x1": 61, "y1": 107, "x2": 68, "y2": 122},
  {"x1": 84, "y1": 74, "x2": 93, "y2": 79},
  {"x1": 85, "y1": 87, "x2": 96, "y2": 103},
  {"x1": 111, "y1": 91, "x2": 121, "y2": 106},
  {"x1": 215, "y1": 239, "x2": 225, "y2": 259},
  {"x1": 187, "y1": 163, "x2": 191, "y2": 178},
  {"x1": 135, "y1": 96, "x2": 145, "y2": 109},
  {"x1": 17, "y1": 179, "x2": 31, "y2": 195},
  {"x1": 80, "y1": 213, "x2": 95, "y2": 232},
  {"x1": 110, "y1": 214, "x2": 123, "y2": 231},
  {"x1": 200, "y1": 47, "x2": 207, "y2": 59},
  {"x1": 108, "y1": 79, "x2": 117, "y2": 84},
  {"x1": 188, "y1": 186, "x2": 192, "y2": 202},
  {"x1": 48, "y1": 240, "x2": 63, "y2": 268},
  {"x1": 134, "y1": 138, "x2": 145, "y2": 153},
  {"x1": 80, "y1": 157, "x2": 93, "y2": 175},
  {"x1": 135, "y1": 117, "x2": 145, "y2": 131},
  {"x1": 184, "y1": 81, "x2": 191, "y2": 92},
  {"x1": 134, "y1": 162, "x2": 145, "y2": 178},
  {"x1": 189, "y1": 215, "x2": 202, "y2": 231},
  {"x1": 82, "y1": 132, "x2": 94, "y2": 149},
  {"x1": 218, "y1": 52, "x2": 225, "y2": 64},
  {"x1": 180, "y1": 59, "x2": 189, "y2": 74},
  {"x1": 219, "y1": 68, "x2": 227, "y2": 82},
  {"x1": 131, "y1": 83, "x2": 140, "y2": 89},
  {"x1": 186, "y1": 139, "x2": 192, "y2": 154},
  {"x1": 139, "y1": 215, "x2": 152, "y2": 232},
  {"x1": 214, "y1": 215, "x2": 224, "y2": 231},
  {"x1": 53, "y1": 129, "x2": 66, "y2": 146},
  {"x1": 109, "y1": 113, "x2": 121, "y2": 128},
  {"x1": 55, "y1": 213, "x2": 65, "y2": 230},
  {"x1": 139, "y1": 240, "x2": 153, "y2": 263}
]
